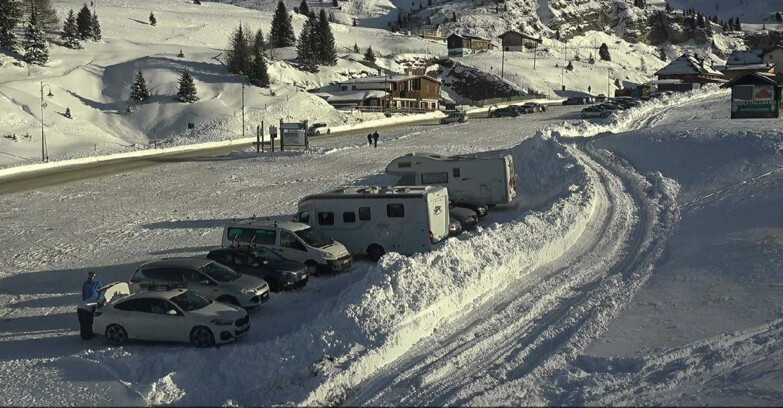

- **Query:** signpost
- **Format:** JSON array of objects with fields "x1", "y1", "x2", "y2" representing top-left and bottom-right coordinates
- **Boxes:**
[{"x1": 279, "y1": 120, "x2": 309, "y2": 151}]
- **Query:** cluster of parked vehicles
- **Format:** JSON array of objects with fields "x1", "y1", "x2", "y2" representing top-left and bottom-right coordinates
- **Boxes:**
[
  {"x1": 489, "y1": 102, "x2": 548, "y2": 118},
  {"x1": 579, "y1": 96, "x2": 643, "y2": 119},
  {"x1": 91, "y1": 152, "x2": 519, "y2": 348}
]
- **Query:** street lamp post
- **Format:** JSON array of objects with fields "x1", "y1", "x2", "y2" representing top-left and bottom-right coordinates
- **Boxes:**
[
  {"x1": 40, "y1": 82, "x2": 54, "y2": 162},
  {"x1": 241, "y1": 82, "x2": 246, "y2": 139}
]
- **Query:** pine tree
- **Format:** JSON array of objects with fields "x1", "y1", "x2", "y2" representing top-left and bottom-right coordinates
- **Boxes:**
[
  {"x1": 353, "y1": 42, "x2": 359, "y2": 53},
  {"x1": 299, "y1": 0, "x2": 309, "y2": 16},
  {"x1": 0, "y1": 0, "x2": 23, "y2": 51},
  {"x1": 61, "y1": 9, "x2": 81, "y2": 49},
  {"x1": 318, "y1": 9, "x2": 336, "y2": 65},
  {"x1": 21, "y1": 0, "x2": 58, "y2": 33},
  {"x1": 248, "y1": 34, "x2": 270, "y2": 87},
  {"x1": 129, "y1": 70, "x2": 150, "y2": 102},
  {"x1": 251, "y1": 29, "x2": 266, "y2": 58},
  {"x1": 599, "y1": 43, "x2": 610, "y2": 61},
  {"x1": 76, "y1": 5, "x2": 91, "y2": 40},
  {"x1": 665, "y1": 2, "x2": 671, "y2": 12},
  {"x1": 23, "y1": 9, "x2": 48, "y2": 65},
  {"x1": 297, "y1": 15, "x2": 317, "y2": 72},
  {"x1": 226, "y1": 24, "x2": 251, "y2": 75},
  {"x1": 149, "y1": 12, "x2": 156, "y2": 26},
  {"x1": 194, "y1": 0, "x2": 201, "y2": 4},
  {"x1": 270, "y1": 0, "x2": 295, "y2": 47},
  {"x1": 176, "y1": 69, "x2": 198, "y2": 103},
  {"x1": 566, "y1": 60, "x2": 573, "y2": 71},
  {"x1": 90, "y1": 12, "x2": 101, "y2": 40},
  {"x1": 697, "y1": 13, "x2": 705, "y2": 28},
  {"x1": 363, "y1": 45, "x2": 375, "y2": 62},
  {"x1": 332, "y1": 0, "x2": 337, "y2": 7},
  {"x1": 735, "y1": 18, "x2": 742, "y2": 31},
  {"x1": 777, "y1": 12, "x2": 782, "y2": 22}
]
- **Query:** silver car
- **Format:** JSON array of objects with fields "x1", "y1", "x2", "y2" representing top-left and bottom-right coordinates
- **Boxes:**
[
  {"x1": 440, "y1": 112, "x2": 468, "y2": 124},
  {"x1": 130, "y1": 258, "x2": 270, "y2": 309}
]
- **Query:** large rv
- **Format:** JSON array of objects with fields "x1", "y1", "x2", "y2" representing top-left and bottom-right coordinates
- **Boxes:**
[
  {"x1": 294, "y1": 186, "x2": 450, "y2": 261},
  {"x1": 385, "y1": 153, "x2": 517, "y2": 206}
]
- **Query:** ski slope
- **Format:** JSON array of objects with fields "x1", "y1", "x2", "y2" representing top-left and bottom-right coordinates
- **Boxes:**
[{"x1": 2, "y1": 89, "x2": 783, "y2": 406}]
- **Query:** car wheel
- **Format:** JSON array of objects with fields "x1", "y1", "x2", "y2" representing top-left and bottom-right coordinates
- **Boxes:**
[
  {"x1": 190, "y1": 326, "x2": 215, "y2": 348},
  {"x1": 106, "y1": 324, "x2": 127, "y2": 346},
  {"x1": 326, "y1": 129, "x2": 331, "y2": 134},
  {"x1": 305, "y1": 261, "x2": 320, "y2": 276},
  {"x1": 581, "y1": 113, "x2": 587, "y2": 119},
  {"x1": 367, "y1": 244, "x2": 385, "y2": 262},
  {"x1": 217, "y1": 296, "x2": 240, "y2": 306},
  {"x1": 458, "y1": 119, "x2": 464, "y2": 123}
]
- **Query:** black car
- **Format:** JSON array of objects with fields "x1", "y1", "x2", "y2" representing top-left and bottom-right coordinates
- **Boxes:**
[
  {"x1": 562, "y1": 97, "x2": 587, "y2": 105},
  {"x1": 206, "y1": 247, "x2": 309, "y2": 292},
  {"x1": 449, "y1": 204, "x2": 478, "y2": 230},
  {"x1": 453, "y1": 201, "x2": 489, "y2": 218},
  {"x1": 490, "y1": 106, "x2": 520, "y2": 118}
]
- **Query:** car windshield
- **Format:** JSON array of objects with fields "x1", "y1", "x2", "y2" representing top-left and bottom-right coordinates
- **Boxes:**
[
  {"x1": 294, "y1": 227, "x2": 334, "y2": 248},
  {"x1": 200, "y1": 261, "x2": 241, "y2": 282},
  {"x1": 252, "y1": 247, "x2": 285, "y2": 263},
  {"x1": 169, "y1": 290, "x2": 210, "y2": 311}
]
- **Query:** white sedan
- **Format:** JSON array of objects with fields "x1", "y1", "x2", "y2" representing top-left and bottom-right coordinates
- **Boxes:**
[{"x1": 93, "y1": 283, "x2": 249, "y2": 348}]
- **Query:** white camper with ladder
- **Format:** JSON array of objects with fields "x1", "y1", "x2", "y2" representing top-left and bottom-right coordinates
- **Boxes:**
[
  {"x1": 295, "y1": 186, "x2": 450, "y2": 261},
  {"x1": 385, "y1": 153, "x2": 517, "y2": 206}
]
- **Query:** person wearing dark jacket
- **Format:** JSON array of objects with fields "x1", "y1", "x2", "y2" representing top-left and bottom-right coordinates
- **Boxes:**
[
  {"x1": 78, "y1": 272, "x2": 102, "y2": 340},
  {"x1": 372, "y1": 130, "x2": 379, "y2": 148},
  {"x1": 367, "y1": 133, "x2": 372, "y2": 146}
]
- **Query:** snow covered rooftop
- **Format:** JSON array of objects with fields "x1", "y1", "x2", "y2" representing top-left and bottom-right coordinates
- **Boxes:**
[
  {"x1": 645, "y1": 79, "x2": 684, "y2": 85},
  {"x1": 726, "y1": 50, "x2": 765, "y2": 66},
  {"x1": 340, "y1": 75, "x2": 441, "y2": 84},
  {"x1": 323, "y1": 90, "x2": 389, "y2": 103},
  {"x1": 655, "y1": 54, "x2": 724, "y2": 77},
  {"x1": 723, "y1": 63, "x2": 775, "y2": 71}
]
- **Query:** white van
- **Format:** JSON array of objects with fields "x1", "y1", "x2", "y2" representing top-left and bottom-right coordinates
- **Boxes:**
[
  {"x1": 294, "y1": 186, "x2": 450, "y2": 261},
  {"x1": 221, "y1": 219, "x2": 352, "y2": 274},
  {"x1": 385, "y1": 153, "x2": 517, "y2": 206}
]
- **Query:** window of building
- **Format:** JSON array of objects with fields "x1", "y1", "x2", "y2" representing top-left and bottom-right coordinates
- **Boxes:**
[
  {"x1": 453, "y1": 168, "x2": 461, "y2": 178},
  {"x1": 343, "y1": 212, "x2": 356, "y2": 223},
  {"x1": 359, "y1": 207, "x2": 371, "y2": 221},
  {"x1": 421, "y1": 172, "x2": 449, "y2": 184},
  {"x1": 387, "y1": 204, "x2": 405, "y2": 218},
  {"x1": 318, "y1": 212, "x2": 334, "y2": 226}
]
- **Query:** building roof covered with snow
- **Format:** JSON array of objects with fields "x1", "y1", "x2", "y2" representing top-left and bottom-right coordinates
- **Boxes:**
[
  {"x1": 726, "y1": 50, "x2": 764, "y2": 66},
  {"x1": 655, "y1": 54, "x2": 725, "y2": 83}
]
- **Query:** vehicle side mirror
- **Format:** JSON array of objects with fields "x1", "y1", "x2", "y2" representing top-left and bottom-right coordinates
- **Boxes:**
[{"x1": 166, "y1": 309, "x2": 178, "y2": 316}]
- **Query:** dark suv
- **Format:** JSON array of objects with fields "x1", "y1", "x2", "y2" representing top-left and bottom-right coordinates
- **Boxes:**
[
  {"x1": 206, "y1": 247, "x2": 309, "y2": 292},
  {"x1": 490, "y1": 106, "x2": 520, "y2": 118}
]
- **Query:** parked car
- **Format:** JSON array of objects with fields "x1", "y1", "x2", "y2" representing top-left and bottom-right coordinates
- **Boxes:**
[
  {"x1": 517, "y1": 104, "x2": 536, "y2": 114},
  {"x1": 490, "y1": 106, "x2": 520, "y2": 117},
  {"x1": 613, "y1": 98, "x2": 641, "y2": 108},
  {"x1": 93, "y1": 282, "x2": 249, "y2": 348},
  {"x1": 440, "y1": 112, "x2": 468, "y2": 124},
  {"x1": 448, "y1": 216, "x2": 463, "y2": 236},
  {"x1": 206, "y1": 246, "x2": 308, "y2": 292},
  {"x1": 599, "y1": 102, "x2": 624, "y2": 111},
  {"x1": 595, "y1": 94, "x2": 607, "y2": 103},
  {"x1": 581, "y1": 105, "x2": 611, "y2": 119},
  {"x1": 223, "y1": 219, "x2": 353, "y2": 275},
  {"x1": 453, "y1": 201, "x2": 488, "y2": 218},
  {"x1": 307, "y1": 122, "x2": 331, "y2": 136},
  {"x1": 449, "y1": 204, "x2": 478, "y2": 230},
  {"x1": 130, "y1": 258, "x2": 270, "y2": 309},
  {"x1": 522, "y1": 102, "x2": 547, "y2": 112},
  {"x1": 562, "y1": 97, "x2": 587, "y2": 105}
]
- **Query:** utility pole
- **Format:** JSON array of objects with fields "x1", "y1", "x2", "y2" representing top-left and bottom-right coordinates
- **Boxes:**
[
  {"x1": 241, "y1": 82, "x2": 246, "y2": 139},
  {"x1": 501, "y1": 46, "x2": 505, "y2": 79},
  {"x1": 533, "y1": 41, "x2": 537, "y2": 70},
  {"x1": 39, "y1": 82, "x2": 53, "y2": 162},
  {"x1": 607, "y1": 69, "x2": 611, "y2": 96}
]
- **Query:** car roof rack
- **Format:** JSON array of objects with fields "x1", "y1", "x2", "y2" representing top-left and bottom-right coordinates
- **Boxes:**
[{"x1": 139, "y1": 281, "x2": 188, "y2": 291}]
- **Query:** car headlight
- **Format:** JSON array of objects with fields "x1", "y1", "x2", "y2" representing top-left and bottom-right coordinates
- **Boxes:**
[
  {"x1": 241, "y1": 288, "x2": 256, "y2": 294},
  {"x1": 319, "y1": 250, "x2": 335, "y2": 259},
  {"x1": 211, "y1": 319, "x2": 233, "y2": 326},
  {"x1": 283, "y1": 271, "x2": 298, "y2": 276}
]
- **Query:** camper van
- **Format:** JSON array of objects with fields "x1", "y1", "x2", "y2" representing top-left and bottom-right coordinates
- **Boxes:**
[
  {"x1": 294, "y1": 186, "x2": 450, "y2": 261},
  {"x1": 385, "y1": 153, "x2": 517, "y2": 206},
  {"x1": 221, "y1": 219, "x2": 352, "y2": 274}
]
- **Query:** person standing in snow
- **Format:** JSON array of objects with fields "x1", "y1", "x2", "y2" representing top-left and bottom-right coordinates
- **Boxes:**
[
  {"x1": 367, "y1": 133, "x2": 373, "y2": 147},
  {"x1": 588, "y1": 85, "x2": 592, "y2": 94},
  {"x1": 77, "y1": 271, "x2": 103, "y2": 340},
  {"x1": 372, "y1": 130, "x2": 379, "y2": 148}
]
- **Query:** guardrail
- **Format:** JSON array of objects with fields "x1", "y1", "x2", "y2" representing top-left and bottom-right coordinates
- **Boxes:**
[
  {"x1": 473, "y1": 94, "x2": 539, "y2": 107},
  {"x1": 354, "y1": 106, "x2": 435, "y2": 114}
]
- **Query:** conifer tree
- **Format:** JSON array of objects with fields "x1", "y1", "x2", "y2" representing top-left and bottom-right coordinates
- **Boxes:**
[
  {"x1": 777, "y1": 12, "x2": 782, "y2": 22},
  {"x1": 270, "y1": 0, "x2": 295, "y2": 47},
  {"x1": 226, "y1": 23, "x2": 251, "y2": 75},
  {"x1": 76, "y1": 4, "x2": 92, "y2": 40},
  {"x1": 318, "y1": 9, "x2": 336, "y2": 65},
  {"x1": 176, "y1": 69, "x2": 198, "y2": 103},
  {"x1": 130, "y1": 70, "x2": 150, "y2": 102},
  {"x1": 23, "y1": 9, "x2": 48, "y2": 65},
  {"x1": 194, "y1": 0, "x2": 201, "y2": 4},
  {"x1": 353, "y1": 42, "x2": 359, "y2": 53},
  {"x1": 251, "y1": 28, "x2": 266, "y2": 59},
  {"x1": 22, "y1": 0, "x2": 58, "y2": 33},
  {"x1": 64, "y1": 107, "x2": 71, "y2": 118},
  {"x1": 299, "y1": 0, "x2": 309, "y2": 16},
  {"x1": 90, "y1": 12, "x2": 101, "y2": 40},
  {"x1": 297, "y1": 14, "x2": 317, "y2": 72},
  {"x1": 363, "y1": 45, "x2": 375, "y2": 63},
  {"x1": 149, "y1": 12, "x2": 156, "y2": 26},
  {"x1": 249, "y1": 32, "x2": 270, "y2": 87},
  {"x1": 735, "y1": 18, "x2": 742, "y2": 31},
  {"x1": 599, "y1": 42, "x2": 611, "y2": 61},
  {"x1": 61, "y1": 9, "x2": 81, "y2": 49},
  {"x1": 566, "y1": 60, "x2": 573, "y2": 71},
  {"x1": 0, "y1": 0, "x2": 23, "y2": 51}
]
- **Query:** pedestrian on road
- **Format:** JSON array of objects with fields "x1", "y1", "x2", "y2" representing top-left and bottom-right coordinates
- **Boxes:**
[
  {"x1": 367, "y1": 133, "x2": 373, "y2": 147},
  {"x1": 588, "y1": 85, "x2": 592, "y2": 94},
  {"x1": 78, "y1": 272, "x2": 103, "y2": 340},
  {"x1": 372, "y1": 130, "x2": 379, "y2": 148}
]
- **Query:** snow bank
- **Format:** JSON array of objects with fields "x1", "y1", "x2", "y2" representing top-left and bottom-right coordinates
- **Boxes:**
[{"x1": 538, "y1": 86, "x2": 730, "y2": 139}]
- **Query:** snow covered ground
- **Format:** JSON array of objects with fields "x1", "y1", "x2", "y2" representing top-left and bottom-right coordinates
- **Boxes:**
[{"x1": 3, "y1": 86, "x2": 783, "y2": 406}]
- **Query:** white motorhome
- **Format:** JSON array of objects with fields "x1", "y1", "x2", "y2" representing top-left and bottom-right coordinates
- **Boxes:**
[
  {"x1": 294, "y1": 186, "x2": 450, "y2": 261},
  {"x1": 221, "y1": 219, "x2": 352, "y2": 274},
  {"x1": 385, "y1": 153, "x2": 517, "y2": 206}
]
